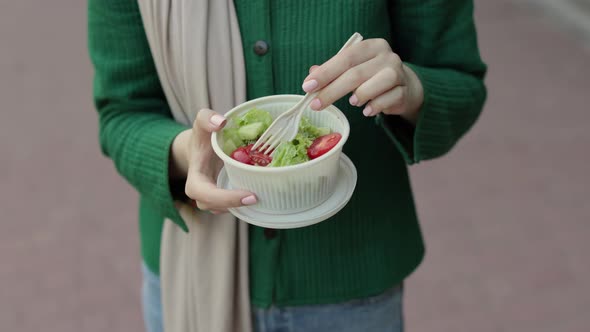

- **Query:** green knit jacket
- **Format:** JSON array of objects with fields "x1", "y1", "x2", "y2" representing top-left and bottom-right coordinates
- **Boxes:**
[{"x1": 88, "y1": 0, "x2": 487, "y2": 307}]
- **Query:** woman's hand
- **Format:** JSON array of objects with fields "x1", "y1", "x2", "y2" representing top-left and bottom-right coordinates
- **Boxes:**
[
  {"x1": 302, "y1": 39, "x2": 424, "y2": 124},
  {"x1": 170, "y1": 109, "x2": 257, "y2": 214}
]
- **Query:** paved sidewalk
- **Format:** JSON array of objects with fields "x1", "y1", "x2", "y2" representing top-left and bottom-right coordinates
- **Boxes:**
[{"x1": 1, "y1": 0, "x2": 589, "y2": 331}]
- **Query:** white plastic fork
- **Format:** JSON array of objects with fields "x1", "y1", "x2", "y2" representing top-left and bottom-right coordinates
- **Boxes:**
[{"x1": 252, "y1": 32, "x2": 364, "y2": 155}]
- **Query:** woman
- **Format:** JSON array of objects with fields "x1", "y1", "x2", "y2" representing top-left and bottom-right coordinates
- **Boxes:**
[{"x1": 88, "y1": 0, "x2": 486, "y2": 331}]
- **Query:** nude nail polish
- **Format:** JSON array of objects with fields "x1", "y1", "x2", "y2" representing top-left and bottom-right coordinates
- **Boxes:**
[
  {"x1": 241, "y1": 195, "x2": 257, "y2": 206},
  {"x1": 310, "y1": 98, "x2": 322, "y2": 110},
  {"x1": 302, "y1": 80, "x2": 318, "y2": 93},
  {"x1": 210, "y1": 114, "x2": 226, "y2": 127}
]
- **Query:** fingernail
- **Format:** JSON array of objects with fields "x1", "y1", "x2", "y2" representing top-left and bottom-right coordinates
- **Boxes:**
[
  {"x1": 349, "y1": 94, "x2": 358, "y2": 106},
  {"x1": 302, "y1": 79, "x2": 318, "y2": 93},
  {"x1": 362, "y1": 106, "x2": 373, "y2": 117},
  {"x1": 210, "y1": 114, "x2": 226, "y2": 127},
  {"x1": 241, "y1": 195, "x2": 257, "y2": 206},
  {"x1": 310, "y1": 98, "x2": 322, "y2": 111}
]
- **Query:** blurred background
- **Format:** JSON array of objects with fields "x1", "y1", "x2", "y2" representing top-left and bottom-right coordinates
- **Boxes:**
[{"x1": 1, "y1": 0, "x2": 589, "y2": 331}]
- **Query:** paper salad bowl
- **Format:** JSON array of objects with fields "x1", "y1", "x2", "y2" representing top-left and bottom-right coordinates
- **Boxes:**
[{"x1": 211, "y1": 94, "x2": 351, "y2": 214}]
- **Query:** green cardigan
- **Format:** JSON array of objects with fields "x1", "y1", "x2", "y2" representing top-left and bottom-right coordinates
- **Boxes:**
[{"x1": 88, "y1": 0, "x2": 486, "y2": 307}]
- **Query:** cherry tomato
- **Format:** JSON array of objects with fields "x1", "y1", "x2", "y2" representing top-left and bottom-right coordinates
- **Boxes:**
[
  {"x1": 230, "y1": 144, "x2": 273, "y2": 166},
  {"x1": 242, "y1": 144, "x2": 273, "y2": 166},
  {"x1": 249, "y1": 147, "x2": 273, "y2": 166},
  {"x1": 307, "y1": 133, "x2": 342, "y2": 160},
  {"x1": 230, "y1": 145, "x2": 253, "y2": 165}
]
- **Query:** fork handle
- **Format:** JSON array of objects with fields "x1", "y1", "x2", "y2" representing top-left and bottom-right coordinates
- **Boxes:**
[
  {"x1": 296, "y1": 33, "x2": 362, "y2": 112},
  {"x1": 292, "y1": 91, "x2": 319, "y2": 126},
  {"x1": 298, "y1": 91, "x2": 319, "y2": 110},
  {"x1": 338, "y1": 32, "x2": 363, "y2": 54}
]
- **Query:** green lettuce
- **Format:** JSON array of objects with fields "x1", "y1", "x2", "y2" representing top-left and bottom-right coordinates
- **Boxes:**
[
  {"x1": 223, "y1": 108, "x2": 272, "y2": 150},
  {"x1": 268, "y1": 138, "x2": 310, "y2": 167},
  {"x1": 236, "y1": 108, "x2": 272, "y2": 128},
  {"x1": 268, "y1": 117, "x2": 332, "y2": 167},
  {"x1": 221, "y1": 128, "x2": 243, "y2": 155},
  {"x1": 299, "y1": 117, "x2": 331, "y2": 139},
  {"x1": 224, "y1": 108, "x2": 332, "y2": 167},
  {"x1": 268, "y1": 129, "x2": 319, "y2": 167}
]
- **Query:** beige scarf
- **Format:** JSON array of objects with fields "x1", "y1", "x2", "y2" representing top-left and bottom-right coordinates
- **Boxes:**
[{"x1": 137, "y1": 1, "x2": 252, "y2": 331}]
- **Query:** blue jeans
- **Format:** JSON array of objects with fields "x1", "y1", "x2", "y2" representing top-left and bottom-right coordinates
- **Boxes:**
[
  {"x1": 252, "y1": 286, "x2": 404, "y2": 332},
  {"x1": 141, "y1": 263, "x2": 164, "y2": 332},
  {"x1": 141, "y1": 263, "x2": 403, "y2": 332}
]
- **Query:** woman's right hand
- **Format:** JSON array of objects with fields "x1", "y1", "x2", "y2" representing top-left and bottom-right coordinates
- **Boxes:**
[{"x1": 170, "y1": 109, "x2": 258, "y2": 214}]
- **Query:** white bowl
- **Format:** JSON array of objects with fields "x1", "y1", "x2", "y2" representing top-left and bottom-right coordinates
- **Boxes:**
[{"x1": 211, "y1": 94, "x2": 350, "y2": 214}]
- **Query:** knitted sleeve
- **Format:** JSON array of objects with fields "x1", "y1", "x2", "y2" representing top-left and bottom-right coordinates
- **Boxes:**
[
  {"x1": 380, "y1": 0, "x2": 488, "y2": 164},
  {"x1": 88, "y1": 0, "x2": 189, "y2": 231}
]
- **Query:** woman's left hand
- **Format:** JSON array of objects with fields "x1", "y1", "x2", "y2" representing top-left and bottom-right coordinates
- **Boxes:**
[{"x1": 302, "y1": 38, "x2": 424, "y2": 124}]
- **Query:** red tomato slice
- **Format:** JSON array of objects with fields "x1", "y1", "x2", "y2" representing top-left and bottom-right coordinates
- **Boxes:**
[
  {"x1": 248, "y1": 144, "x2": 273, "y2": 167},
  {"x1": 230, "y1": 144, "x2": 273, "y2": 166},
  {"x1": 307, "y1": 133, "x2": 342, "y2": 160},
  {"x1": 230, "y1": 145, "x2": 254, "y2": 165}
]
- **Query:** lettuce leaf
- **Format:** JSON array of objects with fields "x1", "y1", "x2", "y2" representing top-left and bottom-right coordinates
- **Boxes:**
[
  {"x1": 269, "y1": 139, "x2": 310, "y2": 167},
  {"x1": 298, "y1": 117, "x2": 331, "y2": 139},
  {"x1": 236, "y1": 108, "x2": 272, "y2": 128},
  {"x1": 224, "y1": 108, "x2": 272, "y2": 150}
]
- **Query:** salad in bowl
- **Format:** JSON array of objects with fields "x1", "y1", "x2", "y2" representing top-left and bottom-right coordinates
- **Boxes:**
[
  {"x1": 211, "y1": 94, "x2": 350, "y2": 214},
  {"x1": 222, "y1": 108, "x2": 342, "y2": 167}
]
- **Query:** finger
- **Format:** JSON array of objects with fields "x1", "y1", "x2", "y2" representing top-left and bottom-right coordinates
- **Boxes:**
[
  {"x1": 350, "y1": 67, "x2": 403, "y2": 107},
  {"x1": 201, "y1": 186, "x2": 258, "y2": 210},
  {"x1": 362, "y1": 86, "x2": 407, "y2": 117},
  {"x1": 302, "y1": 40, "x2": 380, "y2": 93},
  {"x1": 194, "y1": 109, "x2": 227, "y2": 135},
  {"x1": 195, "y1": 200, "x2": 209, "y2": 211},
  {"x1": 309, "y1": 65, "x2": 319, "y2": 74},
  {"x1": 309, "y1": 57, "x2": 382, "y2": 111},
  {"x1": 186, "y1": 173, "x2": 257, "y2": 209},
  {"x1": 192, "y1": 186, "x2": 256, "y2": 210},
  {"x1": 194, "y1": 202, "x2": 226, "y2": 215}
]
